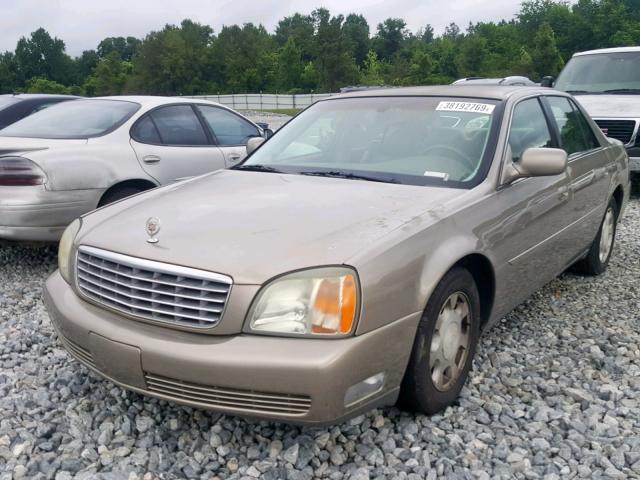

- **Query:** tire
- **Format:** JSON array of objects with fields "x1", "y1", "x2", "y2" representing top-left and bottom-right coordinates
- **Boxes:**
[
  {"x1": 399, "y1": 267, "x2": 481, "y2": 414},
  {"x1": 572, "y1": 198, "x2": 618, "y2": 276},
  {"x1": 98, "y1": 186, "x2": 144, "y2": 207}
]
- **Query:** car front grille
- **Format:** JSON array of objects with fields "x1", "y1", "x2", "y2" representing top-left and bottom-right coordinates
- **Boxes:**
[
  {"x1": 144, "y1": 373, "x2": 312, "y2": 416},
  {"x1": 593, "y1": 119, "x2": 637, "y2": 145},
  {"x1": 76, "y1": 246, "x2": 232, "y2": 329}
]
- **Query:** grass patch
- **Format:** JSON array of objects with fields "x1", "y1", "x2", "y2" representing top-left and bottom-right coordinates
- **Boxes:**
[{"x1": 257, "y1": 108, "x2": 302, "y2": 116}]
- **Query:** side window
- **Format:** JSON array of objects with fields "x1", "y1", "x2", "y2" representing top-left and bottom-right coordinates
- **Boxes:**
[
  {"x1": 131, "y1": 115, "x2": 162, "y2": 144},
  {"x1": 197, "y1": 105, "x2": 259, "y2": 146},
  {"x1": 508, "y1": 98, "x2": 553, "y2": 162},
  {"x1": 568, "y1": 99, "x2": 600, "y2": 150},
  {"x1": 148, "y1": 105, "x2": 208, "y2": 146},
  {"x1": 546, "y1": 96, "x2": 593, "y2": 155}
]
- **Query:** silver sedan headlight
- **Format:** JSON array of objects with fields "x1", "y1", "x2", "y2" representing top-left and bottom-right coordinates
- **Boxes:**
[
  {"x1": 247, "y1": 267, "x2": 359, "y2": 337},
  {"x1": 58, "y1": 218, "x2": 81, "y2": 284}
]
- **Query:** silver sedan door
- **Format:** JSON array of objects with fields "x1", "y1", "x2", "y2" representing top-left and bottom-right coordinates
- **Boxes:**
[
  {"x1": 130, "y1": 104, "x2": 226, "y2": 184},
  {"x1": 195, "y1": 105, "x2": 262, "y2": 168}
]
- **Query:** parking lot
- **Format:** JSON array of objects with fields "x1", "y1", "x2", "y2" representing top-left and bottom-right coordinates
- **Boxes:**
[{"x1": 0, "y1": 194, "x2": 636, "y2": 479}]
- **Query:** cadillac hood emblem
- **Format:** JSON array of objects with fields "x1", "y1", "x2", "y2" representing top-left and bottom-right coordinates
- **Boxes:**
[{"x1": 145, "y1": 217, "x2": 161, "y2": 244}]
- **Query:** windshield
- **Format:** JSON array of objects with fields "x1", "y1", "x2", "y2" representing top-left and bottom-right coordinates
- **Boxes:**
[
  {"x1": 238, "y1": 96, "x2": 500, "y2": 187},
  {"x1": 555, "y1": 51, "x2": 640, "y2": 94},
  {"x1": 0, "y1": 99, "x2": 140, "y2": 138}
]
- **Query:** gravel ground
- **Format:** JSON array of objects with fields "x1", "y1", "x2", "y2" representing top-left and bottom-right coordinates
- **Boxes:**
[
  {"x1": 242, "y1": 111, "x2": 292, "y2": 131},
  {"x1": 0, "y1": 196, "x2": 638, "y2": 480}
]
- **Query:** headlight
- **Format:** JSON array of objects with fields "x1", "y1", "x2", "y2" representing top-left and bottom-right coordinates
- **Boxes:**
[
  {"x1": 247, "y1": 267, "x2": 359, "y2": 337},
  {"x1": 58, "y1": 218, "x2": 81, "y2": 284}
]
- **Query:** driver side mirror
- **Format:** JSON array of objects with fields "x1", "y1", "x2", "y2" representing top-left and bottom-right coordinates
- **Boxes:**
[
  {"x1": 264, "y1": 128, "x2": 274, "y2": 139},
  {"x1": 540, "y1": 76, "x2": 554, "y2": 88},
  {"x1": 503, "y1": 147, "x2": 567, "y2": 184},
  {"x1": 246, "y1": 136, "x2": 266, "y2": 156}
]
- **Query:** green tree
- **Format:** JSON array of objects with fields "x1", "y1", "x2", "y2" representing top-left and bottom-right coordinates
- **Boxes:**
[
  {"x1": 360, "y1": 50, "x2": 384, "y2": 85},
  {"x1": 24, "y1": 77, "x2": 71, "y2": 94},
  {"x1": 277, "y1": 37, "x2": 304, "y2": 91},
  {"x1": 531, "y1": 22, "x2": 564, "y2": 78},
  {"x1": 343, "y1": 14, "x2": 371, "y2": 66},
  {"x1": 274, "y1": 13, "x2": 315, "y2": 61},
  {"x1": 0, "y1": 53, "x2": 17, "y2": 93},
  {"x1": 84, "y1": 51, "x2": 132, "y2": 96},
  {"x1": 14, "y1": 28, "x2": 74, "y2": 85},
  {"x1": 132, "y1": 20, "x2": 215, "y2": 95},
  {"x1": 374, "y1": 18, "x2": 409, "y2": 60},
  {"x1": 97, "y1": 36, "x2": 141, "y2": 61}
]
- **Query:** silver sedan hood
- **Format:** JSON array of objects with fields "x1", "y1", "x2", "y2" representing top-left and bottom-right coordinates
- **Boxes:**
[{"x1": 78, "y1": 170, "x2": 464, "y2": 284}]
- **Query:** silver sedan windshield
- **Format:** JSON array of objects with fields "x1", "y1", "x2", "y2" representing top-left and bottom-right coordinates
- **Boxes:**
[{"x1": 241, "y1": 96, "x2": 500, "y2": 187}]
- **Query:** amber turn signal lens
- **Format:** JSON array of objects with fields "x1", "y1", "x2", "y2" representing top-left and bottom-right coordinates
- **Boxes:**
[{"x1": 311, "y1": 274, "x2": 357, "y2": 335}]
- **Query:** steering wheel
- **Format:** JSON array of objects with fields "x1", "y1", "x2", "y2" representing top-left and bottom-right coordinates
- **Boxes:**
[{"x1": 422, "y1": 144, "x2": 476, "y2": 172}]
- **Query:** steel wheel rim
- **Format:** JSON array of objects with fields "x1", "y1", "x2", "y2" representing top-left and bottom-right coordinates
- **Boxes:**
[
  {"x1": 429, "y1": 291, "x2": 472, "y2": 392},
  {"x1": 599, "y1": 207, "x2": 615, "y2": 263}
]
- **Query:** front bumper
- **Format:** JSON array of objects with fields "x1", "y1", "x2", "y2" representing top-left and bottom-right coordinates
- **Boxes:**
[
  {"x1": 629, "y1": 156, "x2": 640, "y2": 172},
  {"x1": 0, "y1": 186, "x2": 100, "y2": 241},
  {"x1": 44, "y1": 271, "x2": 421, "y2": 425}
]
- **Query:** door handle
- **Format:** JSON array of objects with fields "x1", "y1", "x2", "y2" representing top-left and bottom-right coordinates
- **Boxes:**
[
  {"x1": 143, "y1": 155, "x2": 161, "y2": 164},
  {"x1": 228, "y1": 153, "x2": 242, "y2": 162}
]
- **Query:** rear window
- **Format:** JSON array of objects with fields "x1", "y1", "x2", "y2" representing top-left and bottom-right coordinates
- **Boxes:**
[
  {"x1": 0, "y1": 97, "x2": 18, "y2": 110},
  {"x1": 0, "y1": 99, "x2": 140, "y2": 139}
]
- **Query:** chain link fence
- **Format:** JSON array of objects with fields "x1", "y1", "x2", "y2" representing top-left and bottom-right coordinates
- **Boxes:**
[{"x1": 184, "y1": 93, "x2": 335, "y2": 110}]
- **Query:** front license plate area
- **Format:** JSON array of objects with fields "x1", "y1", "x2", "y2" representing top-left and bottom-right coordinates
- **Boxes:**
[{"x1": 88, "y1": 333, "x2": 146, "y2": 389}]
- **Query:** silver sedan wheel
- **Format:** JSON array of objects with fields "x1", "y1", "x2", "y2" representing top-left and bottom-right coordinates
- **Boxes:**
[
  {"x1": 429, "y1": 291, "x2": 471, "y2": 392},
  {"x1": 599, "y1": 207, "x2": 615, "y2": 263}
]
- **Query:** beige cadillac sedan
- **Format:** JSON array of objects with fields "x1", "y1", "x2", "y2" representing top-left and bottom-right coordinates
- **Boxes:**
[{"x1": 44, "y1": 86, "x2": 631, "y2": 425}]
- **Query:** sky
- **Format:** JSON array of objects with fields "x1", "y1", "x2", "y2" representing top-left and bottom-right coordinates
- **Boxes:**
[{"x1": 1, "y1": 0, "x2": 523, "y2": 57}]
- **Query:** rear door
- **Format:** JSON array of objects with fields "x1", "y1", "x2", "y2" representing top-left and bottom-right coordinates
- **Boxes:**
[
  {"x1": 543, "y1": 95, "x2": 611, "y2": 254},
  {"x1": 130, "y1": 104, "x2": 226, "y2": 184},
  {"x1": 195, "y1": 105, "x2": 262, "y2": 168}
]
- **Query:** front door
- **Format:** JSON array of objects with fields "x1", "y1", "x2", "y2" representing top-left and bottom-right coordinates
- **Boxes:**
[
  {"x1": 195, "y1": 105, "x2": 262, "y2": 168},
  {"x1": 130, "y1": 104, "x2": 227, "y2": 184},
  {"x1": 487, "y1": 97, "x2": 574, "y2": 318}
]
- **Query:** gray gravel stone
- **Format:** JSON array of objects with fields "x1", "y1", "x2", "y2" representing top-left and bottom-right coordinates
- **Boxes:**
[{"x1": 0, "y1": 196, "x2": 638, "y2": 479}]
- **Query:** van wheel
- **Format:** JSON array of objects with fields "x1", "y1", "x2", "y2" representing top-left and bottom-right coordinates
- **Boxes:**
[
  {"x1": 572, "y1": 198, "x2": 618, "y2": 276},
  {"x1": 399, "y1": 267, "x2": 480, "y2": 414},
  {"x1": 98, "y1": 186, "x2": 144, "y2": 207}
]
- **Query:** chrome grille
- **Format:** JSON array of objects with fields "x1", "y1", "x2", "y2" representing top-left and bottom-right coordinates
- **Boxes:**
[
  {"x1": 145, "y1": 373, "x2": 312, "y2": 416},
  {"x1": 593, "y1": 119, "x2": 637, "y2": 145},
  {"x1": 76, "y1": 246, "x2": 232, "y2": 328}
]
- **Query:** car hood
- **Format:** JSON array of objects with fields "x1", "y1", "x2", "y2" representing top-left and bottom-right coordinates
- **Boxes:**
[
  {"x1": 78, "y1": 170, "x2": 465, "y2": 284},
  {"x1": 573, "y1": 94, "x2": 640, "y2": 118},
  {"x1": 0, "y1": 136, "x2": 87, "y2": 157}
]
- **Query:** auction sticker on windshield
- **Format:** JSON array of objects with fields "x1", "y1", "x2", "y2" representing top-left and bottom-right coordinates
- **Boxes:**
[{"x1": 436, "y1": 101, "x2": 495, "y2": 114}]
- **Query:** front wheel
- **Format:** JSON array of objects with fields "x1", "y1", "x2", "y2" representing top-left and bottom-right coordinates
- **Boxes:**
[
  {"x1": 399, "y1": 267, "x2": 481, "y2": 414},
  {"x1": 572, "y1": 199, "x2": 618, "y2": 275}
]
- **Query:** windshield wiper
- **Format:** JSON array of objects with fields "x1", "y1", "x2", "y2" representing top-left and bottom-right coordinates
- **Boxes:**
[
  {"x1": 300, "y1": 170, "x2": 397, "y2": 183},
  {"x1": 601, "y1": 88, "x2": 640, "y2": 94},
  {"x1": 564, "y1": 90, "x2": 592, "y2": 95},
  {"x1": 233, "y1": 164, "x2": 284, "y2": 173}
]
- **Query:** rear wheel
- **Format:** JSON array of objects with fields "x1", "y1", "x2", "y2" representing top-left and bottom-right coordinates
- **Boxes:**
[
  {"x1": 572, "y1": 198, "x2": 618, "y2": 275},
  {"x1": 98, "y1": 185, "x2": 145, "y2": 207},
  {"x1": 399, "y1": 267, "x2": 481, "y2": 414}
]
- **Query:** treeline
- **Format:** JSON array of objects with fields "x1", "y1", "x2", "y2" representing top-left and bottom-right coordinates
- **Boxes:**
[{"x1": 1, "y1": 0, "x2": 640, "y2": 96}]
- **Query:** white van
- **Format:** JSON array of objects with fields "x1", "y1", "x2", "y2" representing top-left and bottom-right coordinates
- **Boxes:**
[{"x1": 551, "y1": 46, "x2": 640, "y2": 172}]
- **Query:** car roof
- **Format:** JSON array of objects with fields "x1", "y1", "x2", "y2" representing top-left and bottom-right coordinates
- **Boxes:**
[
  {"x1": 331, "y1": 85, "x2": 555, "y2": 101},
  {"x1": 93, "y1": 95, "x2": 224, "y2": 108},
  {"x1": 574, "y1": 46, "x2": 640, "y2": 57},
  {"x1": 0, "y1": 93, "x2": 80, "y2": 100}
]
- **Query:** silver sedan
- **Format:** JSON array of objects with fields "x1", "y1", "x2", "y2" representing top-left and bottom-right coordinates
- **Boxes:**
[{"x1": 0, "y1": 96, "x2": 269, "y2": 241}]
